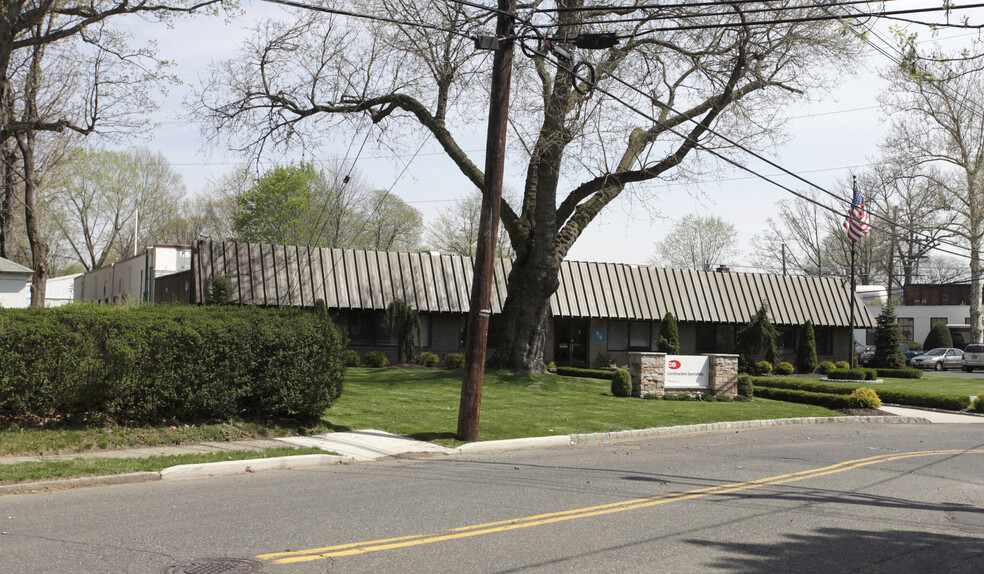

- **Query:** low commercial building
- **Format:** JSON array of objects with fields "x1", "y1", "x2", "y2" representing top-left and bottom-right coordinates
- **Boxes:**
[
  {"x1": 192, "y1": 240, "x2": 873, "y2": 367},
  {"x1": 0, "y1": 256, "x2": 32, "y2": 308},
  {"x1": 74, "y1": 245, "x2": 192, "y2": 304}
]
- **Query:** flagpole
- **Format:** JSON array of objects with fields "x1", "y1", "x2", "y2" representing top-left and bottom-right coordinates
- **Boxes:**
[{"x1": 849, "y1": 241, "x2": 856, "y2": 367}]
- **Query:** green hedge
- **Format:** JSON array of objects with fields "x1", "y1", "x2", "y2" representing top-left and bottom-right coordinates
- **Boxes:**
[
  {"x1": 555, "y1": 367, "x2": 615, "y2": 380},
  {"x1": 874, "y1": 368, "x2": 923, "y2": 379},
  {"x1": 750, "y1": 377, "x2": 971, "y2": 411},
  {"x1": 752, "y1": 386, "x2": 854, "y2": 409},
  {"x1": 827, "y1": 368, "x2": 876, "y2": 381},
  {"x1": 0, "y1": 304, "x2": 346, "y2": 425}
]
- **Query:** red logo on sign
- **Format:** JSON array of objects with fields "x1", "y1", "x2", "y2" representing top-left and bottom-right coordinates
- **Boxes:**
[{"x1": 668, "y1": 360, "x2": 681, "y2": 370}]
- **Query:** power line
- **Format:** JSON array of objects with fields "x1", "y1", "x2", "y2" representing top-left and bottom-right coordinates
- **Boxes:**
[
  {"x1": 259, "y1": 0, "x2": 478, "y2": 40},
  {"x1": 537, "y1": 51, "x2": 975, "y2": 262}
]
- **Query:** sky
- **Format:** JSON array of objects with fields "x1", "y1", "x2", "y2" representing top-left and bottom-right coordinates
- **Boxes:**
[{"x1": 117, "y1": 1, "x2": 983, "y2": 269}]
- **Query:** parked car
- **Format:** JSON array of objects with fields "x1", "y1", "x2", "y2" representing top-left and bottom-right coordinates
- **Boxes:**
[
  {"x1": 962, "y1": 343, "x2": 984, "y2": 372},
  {"x1": 904, "y1": 347, "x2": 925, "y2": 366},
  {"x1": 858, "y1": 345, "x2": 876, "y2": 366},
  {"x1": 909, "y1": 347, "x2": 963, "y2": 371}
]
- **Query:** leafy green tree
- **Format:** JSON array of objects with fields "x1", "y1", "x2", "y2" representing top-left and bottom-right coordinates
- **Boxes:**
[
  {"x1": 382, "y1": 299, "x2": 420, "y2": 364},
  {"x1": 795, "y1": 320, "x2": 818, "y2": 373},
  {"x1": 737, "y1": 302, "x2": 781, "y2": 373},
  {"x1": 872, "y1": 303, "x2": 905, "y2": 369},
  {"x1": 352, "y1": 190, "x2": 423, "y2": 252},
  {"x1": 656, "y1": 312, "x2": 680, "y2": 354},
  {"x1": 923, "y1": 321, "x2": 953, "y2": 350},
  {"x1": 233, "y1": 163, "x2": 321, "y2": 245}
]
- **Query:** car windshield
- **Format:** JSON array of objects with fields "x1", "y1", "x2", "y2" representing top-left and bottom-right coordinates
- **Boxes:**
[{"x1": 924, "y1": 348, "x2": 946, "y2": 356}]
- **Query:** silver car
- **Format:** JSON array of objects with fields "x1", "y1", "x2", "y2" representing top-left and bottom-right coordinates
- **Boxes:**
[
  {"x1": 910, "y1": 347, "x2": 963, "y2": 371},
  {"x1": 962, "y1": 344, "x2": 984, "y2": 372}
]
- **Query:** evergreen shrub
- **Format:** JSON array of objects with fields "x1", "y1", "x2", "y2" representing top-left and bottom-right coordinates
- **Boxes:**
[
  {"x1": 827, "y1": 368, "x2": 867, "y2": 380},
  {"x1": 923, "y1": 322, "x2": 953, "y2": 350},
  {"x1": 443, "y1": 353, "x2": 465, "y2": 369},
  {"x1": 874, "y1": 368, "x2": 922, "y2": 379},
  {"x1": 775, "y1": 362, "x2": 794, "y2": 375},
  {"x1": 752, "y1": 386, "x2": 853, "y2": 409},
  {"x1": 817, "y1": 361, "x2": 837, "y2": 375},
  {"x1": 363, "y1": 351, "x2": 389, "y2": 368},
  {"x1": 834, "y1": 361, "x2": 851, "y2": 369},
  {"x1": 342, "y1": 350, "x2": 361, "y2": 367},
  {"x1": 973, "y1": 395, "x2": 983, "y2": 413},
  {"x1": 0, "y1": 304, "x2": 345, "y2": 425},
  {"x1": 750, "y1": 377, "x2": 972, "y2": 411},
  {"x1": 657, "y1": 312, "x2": 680, "y2": 355},
  {"x1": 736, "y1": 375, "x2": 754, "y2": 398},
  {"x1": 850, "y1": 387, "x2": 882, "y2": 409},
  {"x1": 417, "y1": 352, "x2": 440, "y2": 367},
  {"x1": 795, "y1": 320, "x2": 818, "y2": 374},
  {"x1": 755, "y1": 361, "x2": 773, "y2": 375},
  {"x1": 872, "y1": 304, "x2": 905, "y2": 369},
  {"x1": 610, "y1": 369, "x2": 632, "y2": 397}
]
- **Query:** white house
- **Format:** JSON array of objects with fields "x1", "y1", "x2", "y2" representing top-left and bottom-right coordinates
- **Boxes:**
[{"x1": 0, "y1": 256, "x2": 32, "y2": 308}]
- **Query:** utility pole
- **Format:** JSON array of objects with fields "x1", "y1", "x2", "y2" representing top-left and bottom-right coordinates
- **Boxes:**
[{"x1": 457, "y1": 0, "x2": 516, "y2": 442}]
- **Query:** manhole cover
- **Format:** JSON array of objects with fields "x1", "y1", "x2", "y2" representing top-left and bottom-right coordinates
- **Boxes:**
[{"x1": 162, "y1": 558, "x2": 263, "y2": 574}]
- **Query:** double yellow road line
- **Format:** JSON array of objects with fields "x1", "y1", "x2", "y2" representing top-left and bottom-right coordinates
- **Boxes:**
[{"x1": 258, "y1": 449, "x2": 983, "y2": 565}]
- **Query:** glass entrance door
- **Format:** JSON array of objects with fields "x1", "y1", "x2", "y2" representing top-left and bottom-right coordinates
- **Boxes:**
[{"x1": 554, "y1": 318, "x2": 589, "y2": 367}]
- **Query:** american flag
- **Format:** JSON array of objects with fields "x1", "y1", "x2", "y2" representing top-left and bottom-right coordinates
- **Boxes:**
[{"x1": 843, "y1": 181, "x2": 870, "y2": 243}]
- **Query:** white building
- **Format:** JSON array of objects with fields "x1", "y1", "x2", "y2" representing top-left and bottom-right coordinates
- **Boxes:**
[
  {"x1": 855, "y1": 283, "x2": 976, "y2": 347},
  {"x1": 74, "y1": 244, "x2": 193, "y2": 304},
  {"x1": 0, "y1": 256, "x2": 32, "y2": 308}
]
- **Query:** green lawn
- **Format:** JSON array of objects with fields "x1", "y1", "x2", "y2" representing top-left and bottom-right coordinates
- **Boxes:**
[
  {"x1": 874, "y1": 374, "x2": 984, "y2": 396},
  {"x1": 0, "y1": 447, "x2": 327, "y2": 485},
  {"x1": 325, "y1": 368, "x2": 842, "y2": 445}
]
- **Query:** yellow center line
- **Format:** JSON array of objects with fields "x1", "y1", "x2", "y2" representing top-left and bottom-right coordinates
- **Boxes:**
[{"x1": 258, "y1": 449, "x2": 984, "y2": 564}]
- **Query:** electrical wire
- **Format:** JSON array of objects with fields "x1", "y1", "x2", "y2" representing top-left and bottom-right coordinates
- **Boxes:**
[
  {"x1": 537, "y1": 51, "x2": 976, "y2": 262},
  {"x1": 260, "y1": 0, "x2": 478, "y2": 40}
]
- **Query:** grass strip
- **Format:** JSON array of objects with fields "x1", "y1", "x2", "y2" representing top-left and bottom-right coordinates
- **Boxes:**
[{"x1": 0, "y1": 447, "x2": 327, "y2": 485}]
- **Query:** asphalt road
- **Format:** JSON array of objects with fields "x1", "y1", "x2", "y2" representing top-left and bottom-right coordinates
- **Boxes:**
[
  {"x1": 922, "y1": 367, "x2": 984, "y2": 380},
  {"x1": 3, "y1": 424, "x2": 983, "y2": 574}
]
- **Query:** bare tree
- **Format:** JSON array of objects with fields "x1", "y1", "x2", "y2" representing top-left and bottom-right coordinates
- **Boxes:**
[
  {"x1": 880, "y1": 47, "x2": 984, "y2": 344},
  {"x1": 426, "y1": 191, "x2": 514, "y2": 257},
  {"x1": 351, "y1": 189, "x2": 422, "y2": 252},
  {"x1": 751, "y1": 192, "x2": 840, "y2": 276},
  {"x1": 918, "y1": 255, "x2": 969, "y2": 284},
  {"x1": 648, "y1": 214, "x2": 738, "y2": 271},
  {"x1": 48, "y1": 148, "x2": 185, "y2": 271},
  {"x1": 197, "y1": 1, "x2": 864, "y2": 371}
]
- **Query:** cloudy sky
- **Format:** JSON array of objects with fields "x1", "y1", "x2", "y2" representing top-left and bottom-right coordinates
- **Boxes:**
[{"x1": 119, "y1": 1, "x2": 981, "y2": 268}]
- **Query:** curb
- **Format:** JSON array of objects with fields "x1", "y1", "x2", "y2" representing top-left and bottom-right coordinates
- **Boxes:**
[
  {"x1": 0, "y1": 471, "x2": 160, "y2": 496},
  {"x1": 456, "y1": 435, "x2": 573, "y2": 454},
  {"x1": 160, "y1": 454, "x2": 352, "y2": 480}
]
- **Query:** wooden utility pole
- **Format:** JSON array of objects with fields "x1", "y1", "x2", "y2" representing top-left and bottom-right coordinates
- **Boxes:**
[{"x1": 457, "y1": 0, "x2": 516, "y2": 442}]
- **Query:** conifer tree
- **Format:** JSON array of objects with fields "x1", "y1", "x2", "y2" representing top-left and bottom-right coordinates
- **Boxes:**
[
  {"x1": 737, "y1": 301, "x2": 781, "y2": 373},
  {"x1": 383, "y1": 299, "x2": 420, "y2": 364},
  {"x1": 657, "y1": 312, "x2": 680, "y2": 355},
  {"x1": 923, "y1": 321, "x2": 953, "y2": 350},
  {"x1": 795, "y1": 320, "x2": 818, "y2": 373},
  {"x1": 872, "y1": 303, "x2": 905, "y2": 369}
]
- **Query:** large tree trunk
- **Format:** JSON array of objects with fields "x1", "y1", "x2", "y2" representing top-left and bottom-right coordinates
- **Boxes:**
[
  {"x1": 18, "y1": 131, "x2": 46, "y2": 306},
  {"x1": 491, "y1": 248, "x2": 560, "y2": 373},
  {"x1": 0, "y1": 141, "x2": 14, "y2": 259},
  {"x1": 970, "y1": 218, "x2": 982, "y2": 345}
]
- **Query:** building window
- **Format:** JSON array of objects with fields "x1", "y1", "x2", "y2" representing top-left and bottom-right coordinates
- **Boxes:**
[
  {"x1": 897, "y1": 317, "x2": 914, "y2": 342},
  {"x1": 814, "y1": 327, "x2": 832, "y2": 356},
  {"x1": 779, "y1": 326, "x2": 797, "y2": 355},
  {"x1": 348, "y1": 314, "x2": 376, "y2": 346},
  {"x1": 414, "y1": 315, "x2": 431, "y2": 348},
  {"x1": 931, "y1": 317, "x2": 948, "y2": 328},
  {"x1": 629, "y1": 322, "x2": 651, "y2": 350},
  {"x1": 608, "y1": 321, "x2": 628, "y2": 351},
  {"x1": 695, "y1": 324, "x2": 716, "y2": 354}
]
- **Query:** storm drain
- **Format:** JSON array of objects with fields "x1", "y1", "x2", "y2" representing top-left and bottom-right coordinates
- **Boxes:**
[{"x1": 161, "y1": 558, "x2": 263, "y2": 573}]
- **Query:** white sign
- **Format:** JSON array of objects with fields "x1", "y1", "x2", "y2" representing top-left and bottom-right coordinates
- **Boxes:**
[{"x1": 665, "y1": 355, "x2": 710, "y2": 389}]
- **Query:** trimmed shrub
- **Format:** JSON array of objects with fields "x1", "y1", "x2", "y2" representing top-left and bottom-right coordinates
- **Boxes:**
[
  {"x1": 775, "y1": 362, "x2": 794, "y2": 376},
  {"x1": 736, "y1": 302, "x2": 781, "y2": 373},
  {"x1": 874, "y1": 368, "x2": 923, "y2": 379},
  {"x1": 850, "y1": 387, "x2": 882, "y2": 409},
  {"x1": 795, "y1": 320, "x2": 818, "y2": 374},
  {"x1": 444, "y1": 353, "x2": 465, "y2": 369},
  {"x1": 863, "y1": 368, "x2": 877, "y2": 381},
  {"x1": 0, "y1": 304, "x2": 345, "y2": 424},
  {"x1": 827, "y1": 368, "x2": 867, "y2": 381},
  {"x1": 733, "y1": 394, "x2": 751, "y2": 402},
  {"x1": 923, "y1": 322, "x2": 953, "y2": 350},
  {"x1": 751, "y1": 377, "x2": 972, "y2": 411},
  {"x1": 817, "y1": 361, "x2": 837, "y2": 375},
  {"x1": 736, "y1": 375, "x2": 754, "y2": 398},
  {"x1": 555, "y1": 367, "x2": 615, "y2": 380},
  {"x1": 342, "y1": 350, "x2": 361, "y2": 367},
  {"x1": 904, "y1": 340, "x2": 922, "y2": 351},
  {"x1": 752, "y1": 386, "x2": 854, "y2": 409},
  {"x1": 973, "y1": 395, "x2": 983, "y2": 413},
  {"x1": 594, "y1": 352, "x2": 614, "y2": 369},
  {"x1": 417, "y1": 351, "x2": 440, "y2": 367},
  {"x1": 714, "y1": 394, "x2": 734, "y2": 402},
  {"x1": 610, "y1": 369, "x2": 632, "y2": 397},
  {"x1": 755, "y1": 361, "x2": 773, "y2": 375},
  {"x1": 835, "y1": 361, "x2": 851, "y2": 370},
  {"x1": 363, "y1": 351, "x2": 389, "y2": 368},
  {"x1": 664, "y1": 392, "x2": 694, "y2": 401}
]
